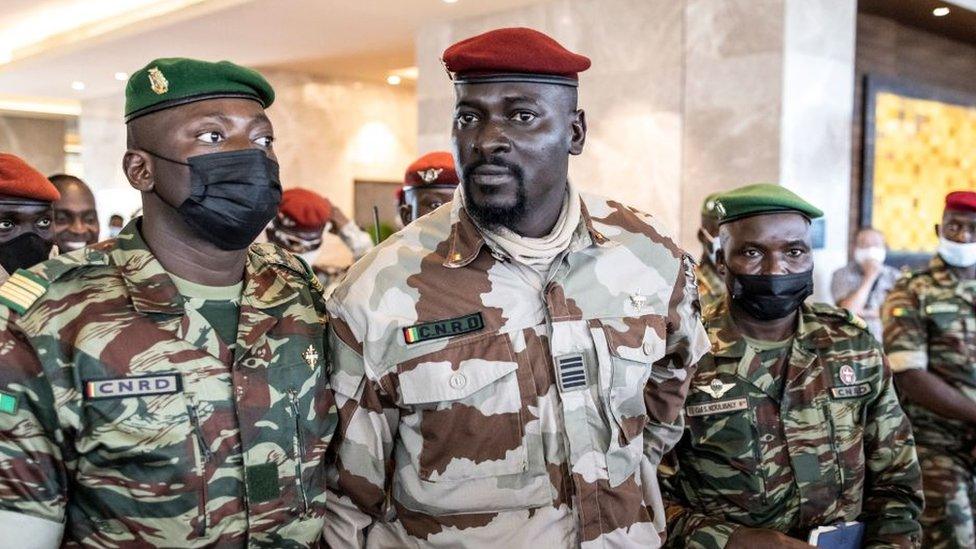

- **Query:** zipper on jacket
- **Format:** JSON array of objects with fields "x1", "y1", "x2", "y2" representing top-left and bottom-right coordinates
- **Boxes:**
[
  {"x1": 824, "y1": 403, "x2": 845, "y2": 493},
  {"x1": 187, "y1": 401, "x2": 210, "y2": 535},
  {"x1": 749, "y1": 411, "x2": 769, "y2": 505},
  {"x1": 289, "y1": 389, "x2": 310, "y2": 517}
]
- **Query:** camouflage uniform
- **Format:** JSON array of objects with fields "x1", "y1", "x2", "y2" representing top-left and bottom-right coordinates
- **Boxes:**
[
  {"x1": 324, "y1": 193, "x2": 710, "y2": 547},
  {"x1": 883, "y1": 255, "x2": 976, "y2": 548},
  {"x1": 0, "y1": 221, "x2": 336, "y2": 547},
  {"x1": 695, "y1": 256, "x2": 725, "y2": 314},
  {"x1": 662, "y1": 300, "x2": 923, "y2": 548}
]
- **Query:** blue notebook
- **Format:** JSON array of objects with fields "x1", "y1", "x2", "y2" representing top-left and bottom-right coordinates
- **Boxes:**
[{"x1": 807, "y1": 521, "x2": 865, "y2": 549}]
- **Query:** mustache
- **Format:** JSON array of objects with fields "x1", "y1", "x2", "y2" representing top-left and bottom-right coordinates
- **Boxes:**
[{"x1": 463, "y1": 158, "x2": 525, "y2": 180}]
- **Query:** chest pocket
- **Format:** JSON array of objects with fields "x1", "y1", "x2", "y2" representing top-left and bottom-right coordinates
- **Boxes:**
[
  {"x1": 392, "y1": 332, "x2": 550, "y2": 515},
  {"x1": 591, "y1": 315, "x2": 666, "y2": 486}
]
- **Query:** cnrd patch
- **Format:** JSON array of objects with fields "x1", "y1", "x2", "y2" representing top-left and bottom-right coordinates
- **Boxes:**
[
  {"x1": 403, "y1": 312, "x2": 484, "y2": 344},
  {"x1": 830, "y1": 383, "x2": 870, "y2": 400},
  {"x1": 84, "y1": 374, "x2": 182, "y2": 400}
]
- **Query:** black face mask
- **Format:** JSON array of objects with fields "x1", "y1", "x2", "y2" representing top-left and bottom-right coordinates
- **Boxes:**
[
  {"x1": 0, "y1": 233, "x2": 52, "y2": 274},
  {"x1": 147, "y1": 148, "x2": 282, "y2": 250},
  {"x1": 730, "y1": 270, "x2": 814, "y2": 321}
]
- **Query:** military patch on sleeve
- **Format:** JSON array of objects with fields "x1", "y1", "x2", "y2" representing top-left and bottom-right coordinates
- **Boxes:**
[
  {"x1": 925, "y1": 303, "x2": 959, "y2": 315},
  {"x1": 830, "y1": 383, "x2": 871, "y2": 399},
  {"x1": 83, "y1": 374, "x2": 182, "y2": 400},
  {"x1": 685, "y1": 397, "x2": 748, "y2": 417},
  {"x1": 0, "y1": 390, "x2": 19, "y2": 415},
  {"x1": 402, "y1": 312, "x2": 484, "y2": 344},
  {"x1": 890, "y1": 306, "x2": 910, "y2": 318},
  {"x1": 0, "y1": 269, "x2": 49, "y2": 315}
]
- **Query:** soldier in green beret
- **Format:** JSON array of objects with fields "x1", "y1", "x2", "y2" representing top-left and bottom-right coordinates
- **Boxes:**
[
  {"x1": 0, "y1": 58, "x2": 335, "y2": 546},
  {"x1": 661, "y1": 183, "x2": 922, "y2": 548},
  {"x1": 696, "y1": 191, "x2": 726, "y2": 313}
]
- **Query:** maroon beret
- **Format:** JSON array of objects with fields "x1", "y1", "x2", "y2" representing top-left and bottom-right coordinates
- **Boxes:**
[
  {"x1": 946, "y1": 191, "x2": 976, "y2": 214},
  {"x1": 442, "y1": 27, "x2": 591, "y2": 86},
  {"x1": 279, "y1": 188, "x2": 332, "y2": 230},
  {"x1": 404, "y1": 151, "x2": 458, "y2": 189},
  {"x1": 0, "y1": 153, "x2": 60, "y2": 202}
]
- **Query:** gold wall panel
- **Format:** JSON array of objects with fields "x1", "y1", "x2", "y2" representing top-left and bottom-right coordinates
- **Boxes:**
[{"x1": 871, "y1": 92, "x2": 976, "y2": 252}]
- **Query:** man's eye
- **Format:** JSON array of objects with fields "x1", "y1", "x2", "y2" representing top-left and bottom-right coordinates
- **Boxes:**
[
  {"x1": 743, "y1": 249, "x2": 761, "y2": 258},
  {"x1": 196, "y1": 131, "x2": 224, "y2": 144},
  {"x1": 36, "y1": 218, "x2": 52, "y2": 229},
  {"x1": 456, "y1": 113, "x2": 478, "y2": 126},
  {"x1": 512, "y1": 111, "x2": 536, "y2": 122},
  {"x1": 787, "y1": 248, "x2": 805, "y2": 257},
  {"x1": 254, "y1": 136, "x2": 274, "y2": 147},
  {"x1": 0, "y1": 221, "x2": 12, "y2": 230},
  {"x1": 430, "y1": 201, "x2": 443, "y2": 209}
]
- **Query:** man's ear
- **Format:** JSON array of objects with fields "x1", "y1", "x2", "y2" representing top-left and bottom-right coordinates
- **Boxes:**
[
  {"x1": 123, "y1": 150, "x2": 155, "y2": 192},
  {"x1": 716, "y1": 248, "x2": 726, "y2": 276},
  {"x1": 399, "y1": 203, "x2": 412, "y2": 227},
  {"x1": 935, "y1": 223, "x2": 941, "y2": 238},
  {"x1": 569, "y1": 109, "x2": 586, "y2": 156}
]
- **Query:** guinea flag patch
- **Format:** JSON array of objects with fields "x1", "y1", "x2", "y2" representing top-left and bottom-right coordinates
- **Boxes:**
[{"x1": 403, "y1": 313, "x2": 484, "y2": 344}]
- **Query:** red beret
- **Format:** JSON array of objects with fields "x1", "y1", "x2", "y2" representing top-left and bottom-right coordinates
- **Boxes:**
[
  {"x1": 279, "y1": 188, "x2": 332, "y2": 230},
  {"x1": 0, "y1": 153, "x2": 60, "y2": 202},
  {"x1": 442, "y1": 27, "x2": 591, "y2": 86},
  {"x1": 404, "y1": 151, "x2": 458, "y2": 189},
  {"x1": 946, "y1": 191, "x2": 976, "y2": 214}
]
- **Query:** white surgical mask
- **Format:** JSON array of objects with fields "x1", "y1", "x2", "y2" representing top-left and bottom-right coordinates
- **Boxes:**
[
  {"x1": 853, "y1": 246, "x2": 886, "y2": 265},
  {"x1": 938, "y1": 236, "x2": 976, "y2": 267},
  {"x1": 298, "y1": 250, "x2": 320, "y2": 268},
  {"x1": 709, "y1": 236, "x2": 722, "y2": 265},
  {"x1": 108, "y1": 227, "x2": 122, "y2": 238}
]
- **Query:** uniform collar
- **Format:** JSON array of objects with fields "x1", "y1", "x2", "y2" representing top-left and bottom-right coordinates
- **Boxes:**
[
  {"x1": 930, "y1": 255, "x2": 957, "y2": 288},
  {"x1": 706, "y1": 300, "x2": 833, "y2": 360},
  {"x1": 111, "y1": 219, "x2": 301, "y2": 314},
  {"x1": 442, "y1": 189, "x2": 614, "y2": 269}
]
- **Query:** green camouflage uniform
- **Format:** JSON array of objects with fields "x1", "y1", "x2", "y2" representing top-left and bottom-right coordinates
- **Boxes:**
[
  {"x1": 883, "y1": 255, "x2": 976, "y2": 548},
  {"x1": 324, "y1": 192, "x2": 710, "y2": 548},
  {"x1": 662, "y1": 300, "x2": 923, "y2": 548},
  {"x1": 695, "y1": 256, "x2": 725, "y2": 314},
  {"x1": 0, "y1": 221, "x2": 336, "y2": 547}
]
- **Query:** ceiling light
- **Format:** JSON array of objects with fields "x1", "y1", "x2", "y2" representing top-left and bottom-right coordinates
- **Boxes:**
[
  {"x1": 70, "y1": 81, "x2": 85, "y2": 91},
  {"x1": 443, "y1": 0, "x2": 459, "y2": 4},
  {"x1": 933, "y1": 6, "x2": 950, "y2": 16},
  {"x1": 386, "y1": 75, "x2": 402, "y2": 86},
  {"x1": 114, "y1": 72, "x2": 129, "y2": 81}
]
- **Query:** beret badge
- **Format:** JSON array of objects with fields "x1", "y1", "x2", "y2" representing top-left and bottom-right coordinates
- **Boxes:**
[{"x1": 148, "y1": 67, "x2": 169, "y2": 95}]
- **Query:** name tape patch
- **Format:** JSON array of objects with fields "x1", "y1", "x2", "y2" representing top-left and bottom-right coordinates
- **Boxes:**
[
  {"x1": 84, "y1": 374, "x2": 182, "y2": 400},
  {"x1": 403, "y1": 312, "x2": 484, "y2": 344},
  {"x1": 830, "y1": 383, "x2": 871, "y2": 400},
  {"x1": 685, "y1": 397, "x2": 748, "y2": 417}
]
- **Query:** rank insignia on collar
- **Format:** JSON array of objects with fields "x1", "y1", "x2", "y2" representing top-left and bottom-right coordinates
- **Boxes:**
[
  {"x1": 418, "y1": 167, "x2": 443, "y2": 183},
  {"x1": 148, "y1": 67, "x2": 169, "y2": 95},
  {"x1": 302, "y1": 345, "x2": 319, "y2": 370},
  {"x1": 403, "y1": 312, "x2": 484, "y2": 344},
  {"x1": 696, "y1": 378, "x2": 735, "y2": 399},
  {"x1": 839, "y1": 364, "x2": 856, "y2": 385}
]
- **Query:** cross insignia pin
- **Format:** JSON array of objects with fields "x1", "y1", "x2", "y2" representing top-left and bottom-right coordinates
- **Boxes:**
[{"x1": 302, "y1": 345, "x2": 319, "y2": 370}]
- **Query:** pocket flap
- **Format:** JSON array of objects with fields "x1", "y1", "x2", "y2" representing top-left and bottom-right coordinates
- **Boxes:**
[
  {"x1": 601, "y1": 315, "x2": 667, "y2": 364},
  {"x1": 400, "y1": 358, "x2": 518, "y2": 404}
]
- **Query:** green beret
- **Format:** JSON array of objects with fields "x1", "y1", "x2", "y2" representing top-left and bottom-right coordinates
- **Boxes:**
[
  {"x1": 125, "y1": 58, "x2": 274, "y2": 122},
  {"x1": 714, "y1": 183, "x2": 823, "y2": 225},
  {"x1": 701, "y1": 191, "x2": 723, "y2": 222}
]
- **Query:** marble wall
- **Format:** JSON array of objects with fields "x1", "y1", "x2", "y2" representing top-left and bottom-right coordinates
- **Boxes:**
[
  {"x1": 0, "y1": 114, "x2": 66, "y2": 176},
  {"x1": 416, "y1": 0, "x2": 858, "y2": 301}
]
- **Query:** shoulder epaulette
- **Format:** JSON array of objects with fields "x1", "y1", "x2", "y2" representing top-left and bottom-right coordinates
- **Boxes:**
[
  {"x1": 0, "y1": 269, "x2": 50, "y2": 315},
  {"x1": 810, "y1": 302, "x2": 869, "y2": 332},
  {"x1": 252, "y1": 243, "x2": 325, "y2": 294},
  {"x1": 0, "y1": 249, "x2": 109, "y2": 315}
]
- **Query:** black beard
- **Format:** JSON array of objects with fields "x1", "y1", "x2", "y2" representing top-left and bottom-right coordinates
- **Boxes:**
[{"x1": 462, "y1": 160, "x2": 527, "y2": 231}]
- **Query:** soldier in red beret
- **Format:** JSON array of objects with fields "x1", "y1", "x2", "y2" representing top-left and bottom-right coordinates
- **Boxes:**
[
  {"x1": 325, "y1": 27, "x2": 709, "y2": 548},
  {"x1": 883, "y1": 190, "x2": 976, "y2": 547},
  {"x1": 397, "y1": 151, "x2": 459, "y2": 226},
  {"x1": 0, "y1": 153, "x2": 60, "y2": 285},
  {"x1": 266, "y1": 187, "x2": 373, "y2": 292}
]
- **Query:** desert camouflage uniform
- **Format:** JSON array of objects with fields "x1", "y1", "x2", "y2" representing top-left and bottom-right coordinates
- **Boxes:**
[
  {"x1": 323, "y1": 193, "x2": 710, "y2": 548},
  {"x1": 0, "y1": 220, "x2": 336, "y2": 547},
  {"x1": 695, "y1": 256, "x2": 725, "y2": 314},
  {"x1": 662, "y1": 300, "x2": 923, "y2": 548},
  {"x1": 883, "y1": 255, "x2": 976, "y2": 548}
]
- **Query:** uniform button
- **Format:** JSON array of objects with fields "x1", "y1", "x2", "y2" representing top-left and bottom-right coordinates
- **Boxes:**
[{"x1": 449, "y1": 373, "x2": 467, "y2": 390}]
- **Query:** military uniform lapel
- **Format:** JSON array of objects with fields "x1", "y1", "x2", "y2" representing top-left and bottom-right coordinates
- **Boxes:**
[{"x1": 235, "y1": 249, "x2": 299, "y2": 362}]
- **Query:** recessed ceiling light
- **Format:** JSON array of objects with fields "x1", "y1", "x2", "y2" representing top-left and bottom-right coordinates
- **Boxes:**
[
  {"x1": 443, "y1": 0, "x2": 459, "y2": 4},
  {"x1": 70, "y1": 81, "x2": 85, "y2": 91},
  {"x1": 386, "y1": 75, "x2": 402, "y2": 86},
  {"x1": 933, "y1": 6, "x2": 950, "y2": 16},
  {"x1": 114, "y1": 72, "x2": 128, "y2": 81}
]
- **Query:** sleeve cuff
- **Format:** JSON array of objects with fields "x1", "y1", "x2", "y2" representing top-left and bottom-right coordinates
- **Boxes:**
[{"x1": 888, "y1": 350, "x2": 928, "y2": 373}]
